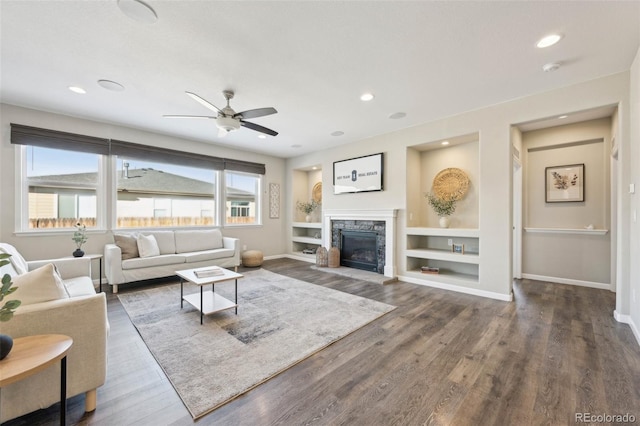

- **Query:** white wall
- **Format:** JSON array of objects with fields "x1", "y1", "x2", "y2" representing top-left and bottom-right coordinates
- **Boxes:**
[
  {"x1": 0, "y1": 104, "x2": 288, "y2": 271},
  {"x1": 628, "y1": 46, "x2": 640, "y2": 342},
  {"x1": 287, "y1": 72, "x2": 632, "y2": 302}
]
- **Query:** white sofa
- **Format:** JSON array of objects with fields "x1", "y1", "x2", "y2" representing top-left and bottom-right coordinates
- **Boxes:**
[
  {"x1": 0, "y1": 243, "x2": 108, "y2": 423},
  {"x1": 104, "y1": 229, "x2": 240, "y2": 293}
]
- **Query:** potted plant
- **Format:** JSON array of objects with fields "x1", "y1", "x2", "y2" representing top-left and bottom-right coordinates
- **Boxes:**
[
  {"x1": 425, "y1": 192, "x2": 456, "y2": 228},
  {"x1": 296, "y1": 200, "x2": 319, "y2": 222},
  {"x1": 72, "y1": 222, "x2": 88, "y2": 257},
  {"x1": 0, "y1": 253, "x2": 21, "y2": 360}
]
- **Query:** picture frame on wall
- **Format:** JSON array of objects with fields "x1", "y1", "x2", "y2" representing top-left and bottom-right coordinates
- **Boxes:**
[
  {"x1": 545, "y1": 163, "x2": 585, "y2": 203},
  {"x1": 333, "y1": 152, "x2": 384, "y2": 194}
]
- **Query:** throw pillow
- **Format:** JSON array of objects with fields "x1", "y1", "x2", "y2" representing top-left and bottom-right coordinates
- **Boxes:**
[
  {"x1": 114, "y1": 233, "x2": 139, "y2": 260},
  {"x1": 4, "y1": 263, "x2": 69, "y2": 306},
  {"x1": 137, "y1": 234, "x2": 160, "y2": 258}
]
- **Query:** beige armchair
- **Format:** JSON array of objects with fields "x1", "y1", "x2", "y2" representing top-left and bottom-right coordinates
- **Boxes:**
[{"x1": 0, "y1": 243, "x2": 108, "y2": 423}]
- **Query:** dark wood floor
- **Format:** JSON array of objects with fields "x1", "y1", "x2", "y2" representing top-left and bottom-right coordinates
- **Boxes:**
[{"x1": 4, "y1": 258, "x2": 640, "y2": 425}]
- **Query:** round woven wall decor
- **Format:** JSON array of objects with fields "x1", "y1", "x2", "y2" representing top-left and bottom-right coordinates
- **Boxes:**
[{"x1": 432, "y1": 168, "x2": 470, "y2": 201}]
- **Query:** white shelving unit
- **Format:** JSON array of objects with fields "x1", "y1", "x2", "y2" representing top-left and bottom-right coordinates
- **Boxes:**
[
  {"x1": 405, "y1": 227, "x2": 480, "y2": 285},
  {"x1": 292, "y1": 222, "x2": 322, "y2": 260}
]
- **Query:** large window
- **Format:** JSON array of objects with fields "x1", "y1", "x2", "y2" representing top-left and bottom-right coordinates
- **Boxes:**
[
  {"x1": 24, "y1": 146, "x2": 101, "y2": 229},
  {"x1": 116, "y1": 158, "x2": 216, "y2": 228},
  {"x1": 224, "y1": 171, "x2": 261, "y2": 225},
  {"x1": 13, "y1": 124, "x2": 266, "y2": 232}
]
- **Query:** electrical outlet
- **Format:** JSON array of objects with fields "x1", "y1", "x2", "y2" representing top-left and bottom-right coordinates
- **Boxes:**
[
  {"x1": 448, "y1": 239, "x2": 453, "y2": 246},
  {"x1": 242, "y1": 244, "x2": 247, "y2": 251}
]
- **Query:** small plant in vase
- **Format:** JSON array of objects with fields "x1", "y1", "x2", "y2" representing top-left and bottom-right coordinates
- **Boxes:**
[
  {"x1": 297, "y1": 200, "x2": 319, "y2": 222},
  {"x1": 72, "y1": 222, "x2": 88, "y2": 257},
  {"x1": 425, "y1": 192, "x2": 456, "y2": 228}
]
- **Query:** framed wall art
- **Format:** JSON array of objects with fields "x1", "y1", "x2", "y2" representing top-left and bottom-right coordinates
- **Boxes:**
[
  {"x1": 545, "y1": 163, "x2": 585, "y2": 203},
  {"x1": 333, "y1": 152, "x2": 383, "y2": 194}
]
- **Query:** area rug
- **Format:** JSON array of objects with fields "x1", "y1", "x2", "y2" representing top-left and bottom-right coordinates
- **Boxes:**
[{"x1": 118, "y1": 268, "x2": 396, "y2": 419}]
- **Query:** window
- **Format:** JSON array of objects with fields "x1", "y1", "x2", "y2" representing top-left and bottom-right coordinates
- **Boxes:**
[
  {"x1": 224, "y1": 171, "x2": 261, "y2": 225},
  {"x1": 115, "y1": 158, "x2": 217, "y2": 228},
  {"x1": 23, "y1": 146, "x2": 101, "y2": 230}
]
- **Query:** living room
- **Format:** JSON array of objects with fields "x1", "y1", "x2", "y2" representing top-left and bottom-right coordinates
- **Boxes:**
[{"x1": 1, "y1": 1, "x2": 639, "y2": 425}]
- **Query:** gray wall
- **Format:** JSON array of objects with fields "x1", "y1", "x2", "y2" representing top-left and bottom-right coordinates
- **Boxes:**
[{"x1": 522, "y1": 118, "x2": 611, "y2": 285}]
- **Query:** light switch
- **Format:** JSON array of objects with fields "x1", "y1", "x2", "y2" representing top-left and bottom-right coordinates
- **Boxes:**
[{"x1": 630, "y1": 183, "x2": 636, "y2": 194}]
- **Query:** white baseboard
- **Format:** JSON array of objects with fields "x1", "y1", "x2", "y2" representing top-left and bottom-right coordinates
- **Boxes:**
[
  {"x1": 398, "y1": 274, "x2": 513, "y2": 302},
  {"x1": 614, "y1": 310, "x2": 640, "y2": 347},
  {"x1": 521, "y1": 273, "x2": 610, "y2": 290}
]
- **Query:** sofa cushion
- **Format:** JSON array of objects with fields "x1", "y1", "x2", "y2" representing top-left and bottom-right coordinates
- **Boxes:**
[
  {"x1": 137, "y1": 234, "x2": 160, "y2": 258},
  {"x1": 114, "y1": 233, "x2": 139, "y2": 260},
  {"x1": 122, "y1": 254, "x2": 186, "y2": 270},
  {"x1": 63, "y1": 276, "x2": 96, "y2": 297},
  {"x1": 6, "y1": 263, "x2": 69, "y2": 306},
  {"x1": 174, "y1": 229, "x2": 223, "y2": 253},
  {"x1": 182, "y1": 248, "x2": 236, "y2": 263},
  {"x1": 141, "y1": 231, "x2": 176, "y2": 255}
]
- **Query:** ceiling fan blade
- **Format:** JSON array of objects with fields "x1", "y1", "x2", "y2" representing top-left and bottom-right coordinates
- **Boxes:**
[
  {"x1": 163, "y1": 114, "x2": 216, "y2": 119},
  {"x1": 186, "y1": 91, "x2": 223, "y2": 114},
  {"x1": 241, "y1": 120, "x2": 278, "y2": 136},
  {"x1": 233, "y1": 107, "x2": 277, "y2": 120}
]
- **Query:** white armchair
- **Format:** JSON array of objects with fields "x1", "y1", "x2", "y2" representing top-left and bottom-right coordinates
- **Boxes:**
[{"x1": 0, "y1": 243, "x2": 109, "y2": 423}]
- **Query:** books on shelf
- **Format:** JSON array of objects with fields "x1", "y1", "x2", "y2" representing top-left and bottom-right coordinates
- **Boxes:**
[
  {"x1": 421, "y1": 266, "x2": 440, "y2": 274},
  {"x1": 194, "y1": 266, "x2": 225, "y2": 278}
]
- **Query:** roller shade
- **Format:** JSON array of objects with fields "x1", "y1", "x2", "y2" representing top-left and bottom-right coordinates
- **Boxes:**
[
  {"x1": 110, "y1": 139, "x2": 225, "y2": 170},
  {"x1": 11, "y1": 123, "x2": 110, "y2": 155},
  {"x1": 223, "y1": 158, "x2": 266, "y2": 175}
]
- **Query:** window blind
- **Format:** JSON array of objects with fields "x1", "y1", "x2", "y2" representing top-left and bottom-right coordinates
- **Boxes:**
[{"x1": 10, "y1": 123, "x2": 110, "y2": 155}]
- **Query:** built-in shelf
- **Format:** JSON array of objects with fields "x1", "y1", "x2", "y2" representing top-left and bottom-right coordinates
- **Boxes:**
[
  {"x1": 406, "y1": 226, "x2": 480, "y2": 284},
  {"x1": 292, "y1": 222, "x2": 322, "y2": 261},
  {"x1": 524, "y1": 227, "x2": 608, "y2": 235}
]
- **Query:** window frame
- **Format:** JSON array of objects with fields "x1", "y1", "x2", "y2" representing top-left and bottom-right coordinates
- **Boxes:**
[
  {"x1": 15, "y1": 145, "x2": 108, "y2": 233},
  {"x1": 222, "y1": 170, "x2": 263, "y2": 227}
]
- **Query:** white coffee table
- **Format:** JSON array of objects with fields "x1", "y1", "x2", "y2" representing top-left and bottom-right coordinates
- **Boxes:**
[{"x1": 176, "y1": 267, "x2": 243, "y2": 324}]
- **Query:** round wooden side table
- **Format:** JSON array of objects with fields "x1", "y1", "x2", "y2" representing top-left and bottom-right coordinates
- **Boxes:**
[{"x1": 0, "y1": 334, "x2": 73, "y2": 425}]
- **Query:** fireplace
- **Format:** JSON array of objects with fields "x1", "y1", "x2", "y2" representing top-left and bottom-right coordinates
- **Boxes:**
[
  {"x1": 323, "y1": 209, "x2": 397, "y2": 278},
  {"x1": 340, "y1": 230, "x2": 378, "y2": 272}
]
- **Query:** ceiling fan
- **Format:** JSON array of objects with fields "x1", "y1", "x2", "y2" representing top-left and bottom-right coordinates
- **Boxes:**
[{"x1": 164, "y1": 90, "x2": 278, "y2": 138}]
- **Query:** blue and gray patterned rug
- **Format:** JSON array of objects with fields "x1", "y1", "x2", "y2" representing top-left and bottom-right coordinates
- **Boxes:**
[{"x1": 118, "y1": 268, "x2": 396, "y2": 419}]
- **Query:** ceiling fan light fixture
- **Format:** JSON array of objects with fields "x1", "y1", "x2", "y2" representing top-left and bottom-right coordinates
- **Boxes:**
[{"x1": 216, "y1": 115, "x2": 241, "y2": 133}]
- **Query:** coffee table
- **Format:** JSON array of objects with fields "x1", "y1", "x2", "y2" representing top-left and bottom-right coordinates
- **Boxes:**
[{"x1": 176, "y1": 267, "x2": 244, "y2": 324}]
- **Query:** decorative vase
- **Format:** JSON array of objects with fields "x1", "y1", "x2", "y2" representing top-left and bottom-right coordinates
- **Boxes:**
[
  {"x1": 316, "y1": 247, "x2": 328, "y2": 267},
  {"x1": 0, "y1": 334, "x2": 13, "y2": 360},
  {"x1": 305, "y1": 214, "x2": 312, "y2": 223},
  {"x1": 73, "y1": 248, "x2": 85, "y2": 257},
  {"x1": 328, "y1": 247, "x2": 340, "y2": 268},
  {"x1": 439, "y1": 216, "x2": 450, "y2": 228}
]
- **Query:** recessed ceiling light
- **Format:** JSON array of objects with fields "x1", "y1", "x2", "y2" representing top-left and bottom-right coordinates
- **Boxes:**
[
  {"x1": 98, "y1": 79, "x2": 125, "y2": 91},
  {"x1": 68, "y1": 86, "x2": 86, "y2": 94},
  {"x1": 360, "y1": 93, "x2": 374, "y2": 102},
  {"x1": 536, "y1": 34, "x2": 562, "y2": 48},
  {"x1": 558, "y1": 115, "x2": 568, "y2": 119},
  {"x1": 331, "y1": 131, "x2": 344, "y2": 137},
  {"x1": 117, "y1": 0, "x2": 158, "y2": 24},
  {"x1": 389, "y1": 112, "x2": 406, "y2": 119},
  {"x1": 542, "y1": 62, "x2": 561, "y2": 72},
  {"x1": 258, "y1": 134, "x2": 267, "y2": 139},
  {"x1": 441, "y1": 141, "x2": 450, "y2": 146}
]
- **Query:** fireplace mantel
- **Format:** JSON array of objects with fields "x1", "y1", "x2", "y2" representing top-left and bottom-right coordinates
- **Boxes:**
[{"x1": 323, "y1": 209, "x2": 397, "y2": 277}]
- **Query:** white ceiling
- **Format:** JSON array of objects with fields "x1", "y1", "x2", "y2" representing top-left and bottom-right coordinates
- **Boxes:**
[{"x1": 1, "y1": 1, "x2": 639, "y2": 158}]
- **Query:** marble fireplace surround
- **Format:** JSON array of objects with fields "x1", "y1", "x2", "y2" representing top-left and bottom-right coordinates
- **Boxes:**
[{"x1": 323, "y1": 209, "x2": 397, "y2": 278}]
